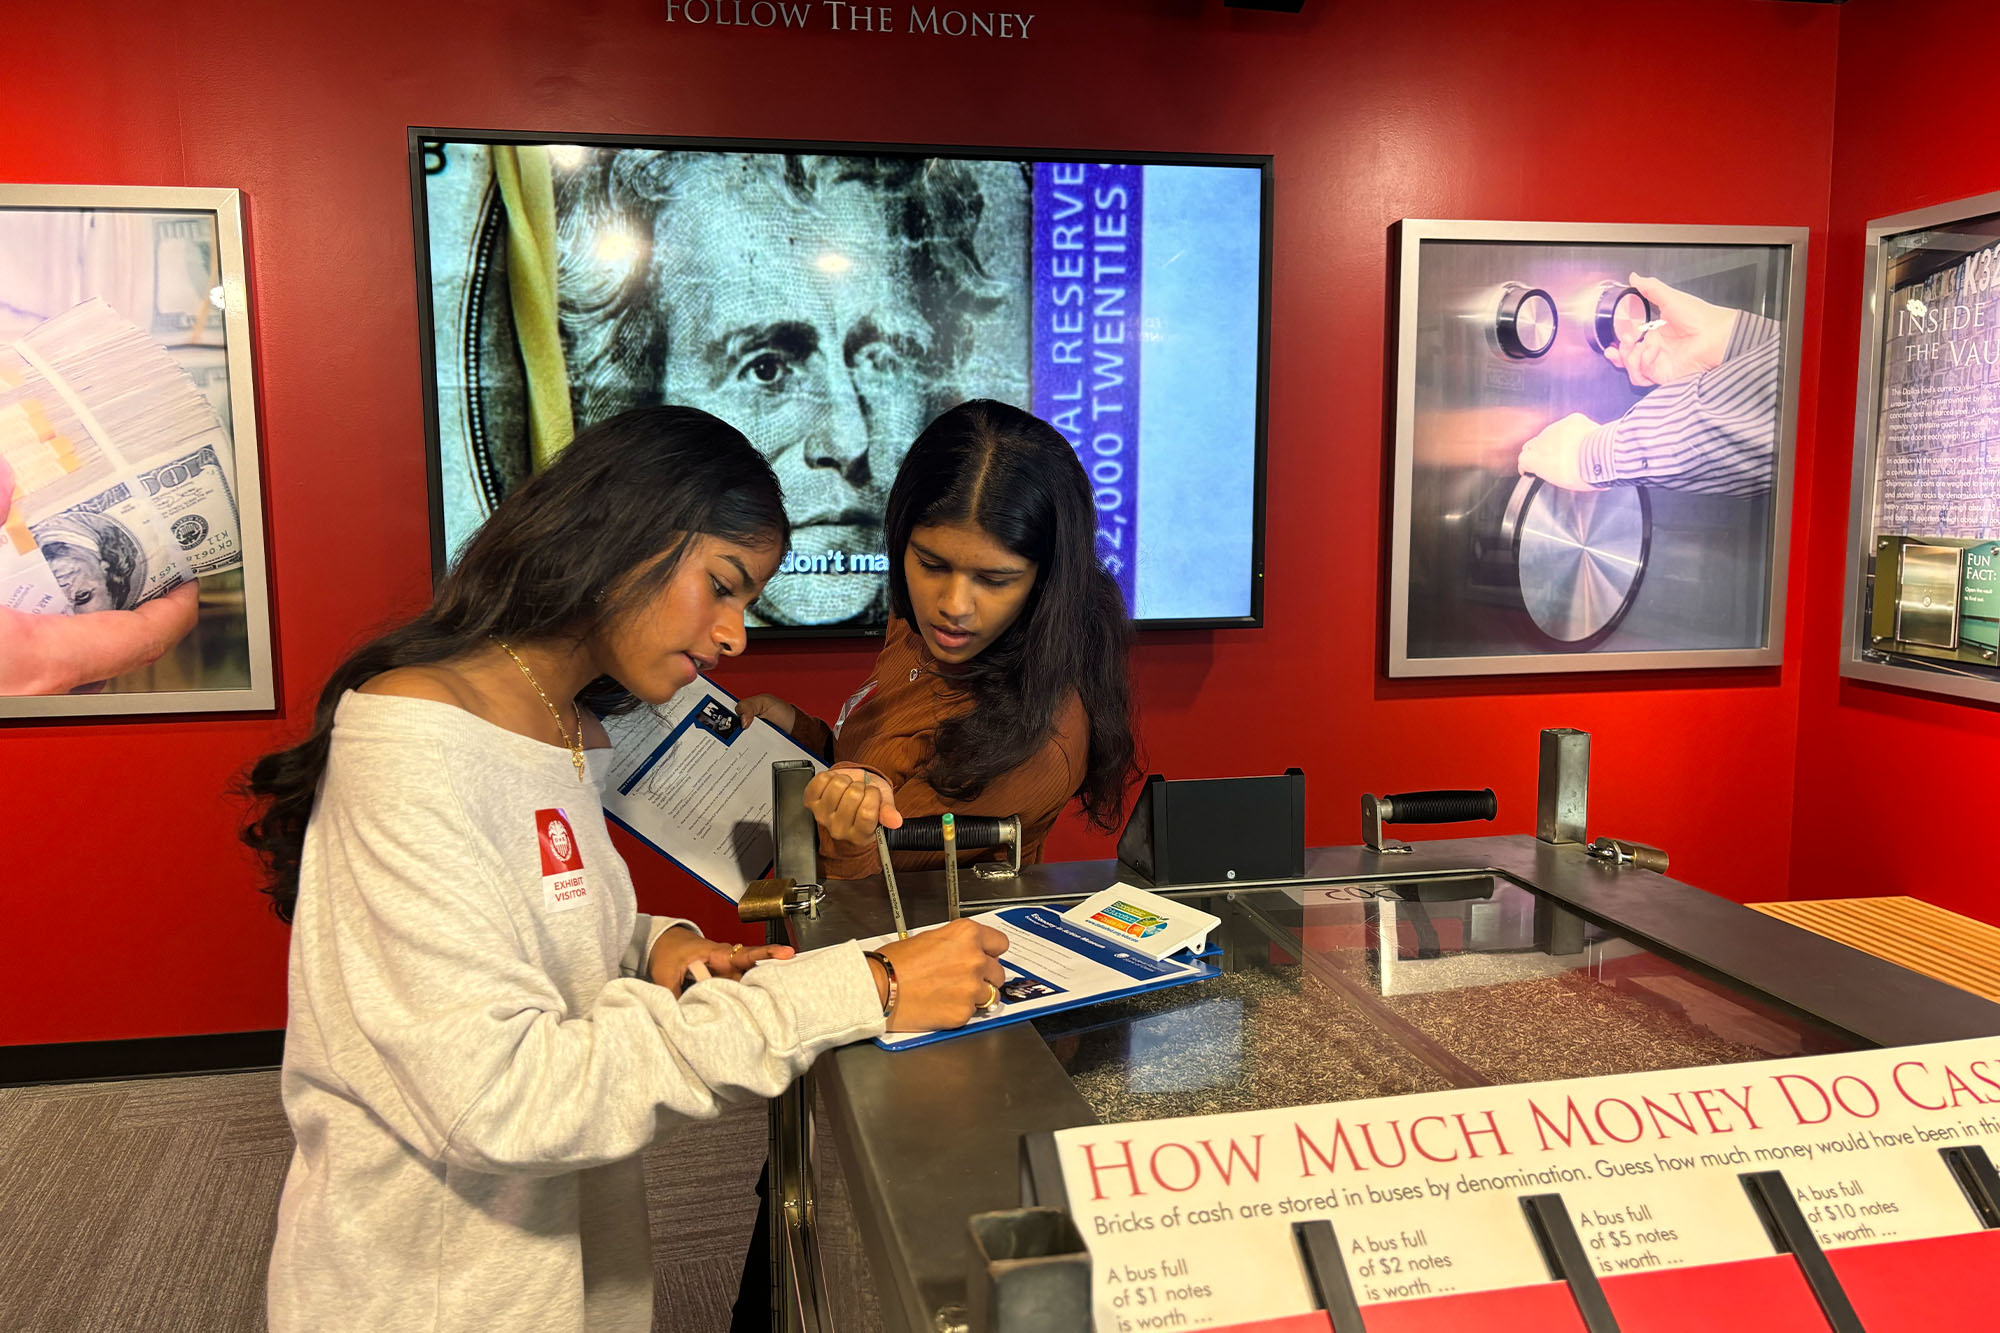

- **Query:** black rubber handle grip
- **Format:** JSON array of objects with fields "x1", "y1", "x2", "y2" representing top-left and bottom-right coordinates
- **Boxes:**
[
  {"x1": 1382, "y1": 789, "x2": 1498, "y2": 825},
  {"x1": 881, "y1": 815, "x2": 1012, "y2": 852}
]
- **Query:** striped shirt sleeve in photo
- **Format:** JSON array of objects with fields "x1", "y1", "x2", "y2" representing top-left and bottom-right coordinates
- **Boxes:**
[{"x1": 1577, "y1": 312, "x2": 1783, "y2": 497}]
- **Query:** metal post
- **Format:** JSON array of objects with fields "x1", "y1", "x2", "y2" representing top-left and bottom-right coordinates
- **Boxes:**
[
  {"x1": 772, "y1": 760, "x2": 820, "y2": 886},
  {"x1": 1536, "y1": 728, "x2": 1590, "y2": 845},
  {"x1": 1533, "y1": 896, "x2": 1587, "y2": 958},
  {"x1": 769, "y1": 1071, "x2": 826, "y2": 1333}
]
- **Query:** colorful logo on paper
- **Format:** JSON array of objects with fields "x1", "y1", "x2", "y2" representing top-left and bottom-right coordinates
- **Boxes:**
[{"x1": 1090, "y1": 902, "x2": 1170, "y2": 940}]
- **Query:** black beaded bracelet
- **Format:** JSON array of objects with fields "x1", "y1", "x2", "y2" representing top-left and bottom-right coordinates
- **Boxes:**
[{"x1": 863, "y1": 950, "x2": 898, "y2": 1019}]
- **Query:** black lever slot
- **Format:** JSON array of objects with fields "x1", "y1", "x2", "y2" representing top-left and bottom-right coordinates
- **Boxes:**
[
  {"x1": 1291, "y1": 1219, "x2": 1368, "y2": 1333},
  {"x1": 1941, "y1": 1144, "x2": 2000, "y2": 1229},
  {"x1": 1738, "y1": 1170, "x2": 1865, "y2": 1333},
  {"x1": 1518, "y1": 1193, "x2": 1620, "y2": 1333}
]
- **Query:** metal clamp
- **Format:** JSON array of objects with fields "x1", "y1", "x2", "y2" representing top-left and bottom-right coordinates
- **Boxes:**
[
  {"x1": 1586, "y1": 836, "x2": 1670, "y2": 874},
  {"x1": 1362, "y1": 794, "x2": 1412, "y2": 854}
]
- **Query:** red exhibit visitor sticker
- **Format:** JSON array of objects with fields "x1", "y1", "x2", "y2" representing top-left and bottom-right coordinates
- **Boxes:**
[{"x1": 536, "y1": 809, "x2": 590, "y2": 913}]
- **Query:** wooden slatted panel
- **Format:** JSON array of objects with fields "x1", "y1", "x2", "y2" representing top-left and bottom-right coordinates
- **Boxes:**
[{"x1": 1749, "y1": 897, "x2": 2000, "y2": 1003}]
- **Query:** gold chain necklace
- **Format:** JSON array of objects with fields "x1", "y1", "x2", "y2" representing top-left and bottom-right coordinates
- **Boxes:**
[{"x1": 492, "y1": 638, "x2": 586, "y2": 782}]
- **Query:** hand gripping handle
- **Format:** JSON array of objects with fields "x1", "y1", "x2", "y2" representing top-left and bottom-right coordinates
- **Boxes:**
[{"x1": 1378, "y1": 789, "x2": 1498, "y2": 825}]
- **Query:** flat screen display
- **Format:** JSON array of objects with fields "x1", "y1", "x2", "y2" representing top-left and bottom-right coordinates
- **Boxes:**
[{"x1": 411, "y1": 131, "x2": 1269, "y2": 633}]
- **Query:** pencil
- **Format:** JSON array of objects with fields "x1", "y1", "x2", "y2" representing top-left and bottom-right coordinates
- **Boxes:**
[
  {"x1": 875, "y1": 826, "x2": 909, "y2": 939},
  {"x1": 943, "y1": 812, "x2": 960, "y2": 921}
]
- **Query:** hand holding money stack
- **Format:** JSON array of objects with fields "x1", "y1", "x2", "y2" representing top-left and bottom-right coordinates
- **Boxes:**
[{"x1": 0, "y1": 299, "x2": 241, "y2": 693}]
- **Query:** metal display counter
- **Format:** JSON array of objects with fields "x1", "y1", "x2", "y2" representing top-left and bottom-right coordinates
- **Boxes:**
[
  {"x1": 748, "y1": 832, "x2": 2000, "y2": 1328},
  {"x1": 757, "y1": 834, "x2": 2000, "y2": 1333}
]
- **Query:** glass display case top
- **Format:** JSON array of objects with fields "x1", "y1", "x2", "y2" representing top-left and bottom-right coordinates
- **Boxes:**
[{"x1": 1035, "y1": 875, "x2": 1859, "y2": 1125}]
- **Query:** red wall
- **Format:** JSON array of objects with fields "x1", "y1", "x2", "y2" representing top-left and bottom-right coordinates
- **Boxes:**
[
  {"x1": 1787, "y1": 0, "x2": 2000, "y2": 915},
  {"x1": 2, "y1": 0, "x2": 1841, "y2": 1046}
]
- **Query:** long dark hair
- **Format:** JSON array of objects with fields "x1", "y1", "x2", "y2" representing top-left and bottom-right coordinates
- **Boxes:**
[
  {"x1": 885, "y1": 399, "x2": 1138, "y2": 830},
  {"x1": 242, "y1": 406, "x2": 789, "y2": 922}
]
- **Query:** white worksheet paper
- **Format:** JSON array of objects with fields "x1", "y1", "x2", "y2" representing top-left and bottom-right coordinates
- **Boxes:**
[{"x1": 600, "y1": 677, "x2": 823, "y2": 903}]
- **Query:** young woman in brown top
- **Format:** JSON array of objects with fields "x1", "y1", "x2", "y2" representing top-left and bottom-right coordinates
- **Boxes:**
[{"x1": 739, "y1": 398, "x2": 1138, "y2": 877}]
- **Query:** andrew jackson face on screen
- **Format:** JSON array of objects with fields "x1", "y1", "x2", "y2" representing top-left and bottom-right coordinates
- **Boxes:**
[{"x1": 421, "y1": 142, "x2": 1031, "y2": 629}]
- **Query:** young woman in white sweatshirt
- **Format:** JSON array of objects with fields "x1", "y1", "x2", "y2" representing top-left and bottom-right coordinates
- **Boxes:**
[{"x1": 243, "y1": 406, "x2": 1006, "y2": 1332}]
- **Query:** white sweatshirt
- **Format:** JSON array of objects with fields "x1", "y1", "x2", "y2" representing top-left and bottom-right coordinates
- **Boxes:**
[{"x1": 266, "y1": 692, "x2": 884, "y2": 1331}]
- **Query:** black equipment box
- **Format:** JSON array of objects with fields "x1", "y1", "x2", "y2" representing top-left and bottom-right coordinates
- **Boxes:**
[{"x1": 1116, "y1": 770, "x2": 1306, "y2": 886}]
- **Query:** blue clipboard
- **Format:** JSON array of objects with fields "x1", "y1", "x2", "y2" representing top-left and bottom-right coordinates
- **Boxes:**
[
  {"x1": 602, "y1": 675, "x2": 823, "y2": 905},
  {"x1": 874, "y1": 905, "x2": 1223, "y2": 1051}
]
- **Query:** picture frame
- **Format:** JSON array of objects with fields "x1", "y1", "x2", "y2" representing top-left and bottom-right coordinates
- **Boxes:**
[
  {"x1": 1839, "y1": 190, "x2": 2000, "y2": 706},
  {"x1": 0, "y1": 184, "x2": 273, "y2": 718},
  {"x1": 1387, "y1": 220, "x2": 1808, "y2": 678}
]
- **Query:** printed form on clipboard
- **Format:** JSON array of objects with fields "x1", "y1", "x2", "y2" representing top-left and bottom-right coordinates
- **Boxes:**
[
  {"x1": 599, "y1": 677, "x2": 824, "y2": 904},
  {"x1": 860, "y1": 905, "x2": 1221, "y2": 1051}
]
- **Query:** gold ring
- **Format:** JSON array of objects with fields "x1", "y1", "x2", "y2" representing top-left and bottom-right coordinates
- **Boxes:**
[
  {"x1": 979, "y1": 982, "x2": 1000, "y2": 1010},
  {"x1": 730, "y1": 944, "x2": 745, "y2": 956}
]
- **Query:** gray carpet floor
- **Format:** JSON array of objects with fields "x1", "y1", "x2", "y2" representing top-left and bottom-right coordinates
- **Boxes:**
[{"x1": 0, "y1": 1070, "x2": 767, "y2": 1332}]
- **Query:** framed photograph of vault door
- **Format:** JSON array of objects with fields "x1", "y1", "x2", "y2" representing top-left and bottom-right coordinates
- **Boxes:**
[
  {"x1": 1841, "y1": 190, "x2": 2000, "y2": 706},
  {"x1": 1387, "y1": 220, "x2": 1808, "y2": 678},
  {"x1": 0, "y1": 184, "x2": 273, "y2": 718}
]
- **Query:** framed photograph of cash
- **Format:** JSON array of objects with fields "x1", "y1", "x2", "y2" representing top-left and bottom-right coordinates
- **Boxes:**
[
  {"x1": 0, "y1": 185, "x2": 273, "y2": 717},
  {"x1": 1841, "y1": 191, "x2": 2000, "y2": 705},
  {"x1": 1387, "y1": 220, "x2": 1807, "y2": 677}
]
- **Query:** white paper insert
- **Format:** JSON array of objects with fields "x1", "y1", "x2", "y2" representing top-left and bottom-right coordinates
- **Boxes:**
[{"x1": 1061, "y1": 884, "x2": 1221, "y2": 961}]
